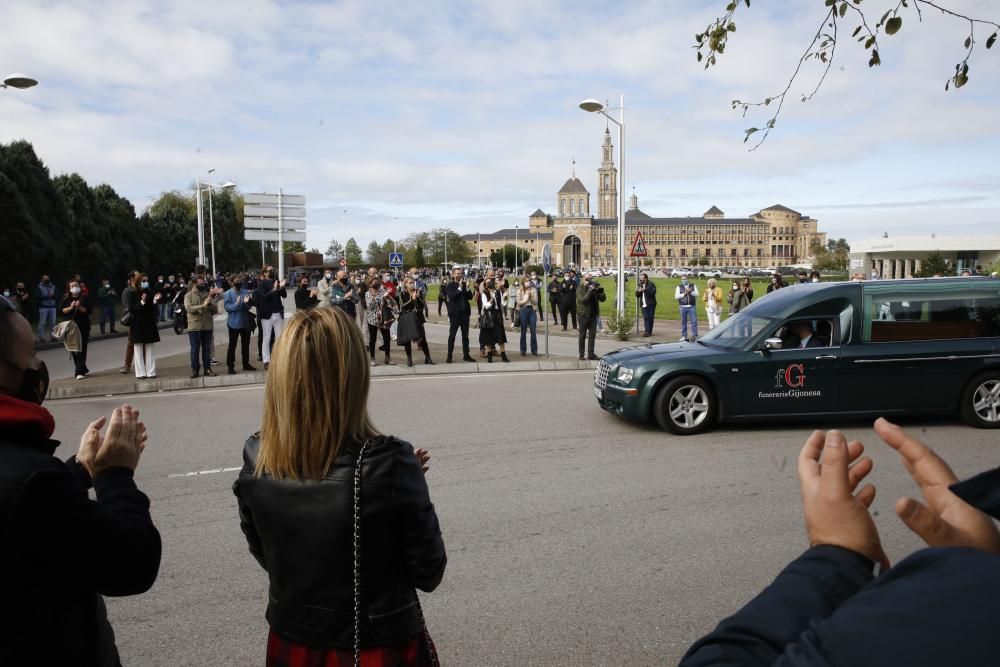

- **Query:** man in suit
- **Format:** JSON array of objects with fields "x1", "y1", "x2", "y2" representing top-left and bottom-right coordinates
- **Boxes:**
[
  {"x1": 636, "y1": 272, "x2": 657, "y2": 337},
  {"x1": 792, "y1": 321, "x2": 824, "y2": 348},
  {"x1": 445, "y1": 267, "x2": 475, "y2": 363}
]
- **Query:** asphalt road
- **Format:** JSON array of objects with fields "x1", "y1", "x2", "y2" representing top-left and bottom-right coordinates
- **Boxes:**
[{"x1": 44, "y1": 371, "x2": 998, "y2": 665}]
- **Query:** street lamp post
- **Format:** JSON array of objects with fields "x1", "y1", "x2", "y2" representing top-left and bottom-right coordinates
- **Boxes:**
[
  {"x1": 580, "y1": 95, "x2": 626, "y2": 316},
  {"x1": 195, "y1": 173, "x2": 237, "y2": 276}
]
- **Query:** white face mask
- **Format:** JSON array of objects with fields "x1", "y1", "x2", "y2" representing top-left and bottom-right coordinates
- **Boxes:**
[
  {"x1": 70, "y1": 287, "x2": 81, "y2": 295},
  {"x1": 811, "y1": 278, "x2": 820, "y2": 283}
]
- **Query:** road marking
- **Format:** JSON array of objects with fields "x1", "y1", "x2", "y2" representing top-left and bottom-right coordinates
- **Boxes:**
[
  {"x1": 53, "y1": 370, "x2": 594, "y2": 403},
  {"x1": 168, "y1": 466, "x2": 242, "y2": 478}
]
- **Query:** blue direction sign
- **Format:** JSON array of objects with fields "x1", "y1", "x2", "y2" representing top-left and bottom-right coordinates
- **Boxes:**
[{"x1": 389, "y1": 252, "x2": 404, "y2": 267}]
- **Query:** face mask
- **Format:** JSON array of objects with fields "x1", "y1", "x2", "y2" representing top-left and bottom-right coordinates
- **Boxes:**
[
  {"x1": 681, "y1": 280, "x2": 688, "y2": 285},
  {"x1": 103, "y1": 282, "x2": 110, "y2": 288},
  {"x1": 325, "y1": 273, "x2": 333, "y2": 280},
  {"x1": 198, "y1": 285, "x2": 208, "y2": 293},
  {"x1": 42, "y1": 280, "x2": 50, "y2": 285},
  {"x1": 340, "y1": 277, "x2": 349, "y2": 284},
  {"x1": 168, "y1": 277, "x2": 175, "y2": 282},
  {"x1": 140, "y1": 281, "x2": 149, "y2": 289},
  {"x1": 12, "y1": 360, "x2": 49, "y2": 405},
  {"x1": 70, "y1": 287, "x2": 81, "y2": 296},
  {"x1": 179, "y1": 283, "x2": 186, "y2": 289}
]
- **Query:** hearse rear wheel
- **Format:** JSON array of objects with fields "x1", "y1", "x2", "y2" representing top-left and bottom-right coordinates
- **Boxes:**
[
  {"x1": 653, "y1": 375, "x2": 716, "y2": 435},
  {"x1": 961, "y1": 373, "x2": 1000, "y2": 429}
]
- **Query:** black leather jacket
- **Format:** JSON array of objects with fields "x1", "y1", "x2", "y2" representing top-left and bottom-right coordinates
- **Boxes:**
[{"x1": 233, "y1": 434, "x2": 446, "y2": 649}]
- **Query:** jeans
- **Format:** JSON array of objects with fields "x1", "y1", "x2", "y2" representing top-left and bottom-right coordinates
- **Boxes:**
[
  {"x1": 37, "y1": 307, "x2": 56, "y2": 339},
  {"x1": 261, "y1": 313, "x2": 284, "y2": 364},
  {"x1": 519, "y1": 307, "x2": 537, "y2": 354},
  {"x1": 578, "y1": 315, "x2": 597, "y2": 358},
  {"x1": 100, "y1": 305, "x2": 117, "y2": 334},
  {"x1": 641, "y1": 305, "x2": 655, "y2": 335},
  {"x1": 158, "y1": 302, "x2": 171, "y2": 322},
  {"x1": 227, "y1": 326, "x2": 251, "y2": 369},
  {"x1": 447, "y1": 315, "x2": 470, "y2": 359},
  {"x1": 706, "y1": 308, "x2": 721, "y2": 330},
  {"x1": 188, "y1": 330, "x2": 213, "y2": 371},
  {"x1": 680, "y1": 306, "x2": 699, "y2": 339}
]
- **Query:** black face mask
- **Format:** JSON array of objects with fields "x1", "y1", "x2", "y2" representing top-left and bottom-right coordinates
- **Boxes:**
[
  {"x1": 198, "y1": 285, "x2": 209, "y2": 294},
  {"x1": 13, "y1": 360, "x2": 49, "y2": 405},
  {"x1": 340, "y1": 278, "x2": 349, "y2": 284},
  {"x1": 234, "y1": 282, "x2": 244, "y2": 290}
]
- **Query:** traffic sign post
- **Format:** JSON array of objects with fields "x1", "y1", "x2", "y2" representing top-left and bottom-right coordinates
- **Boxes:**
[
  {"x1": 630, "y1": 231, "x2": 647, "y2": 335},
  {"x1": 542, "y1": 244, "x2": 551, "y2": 357},
  {"x1": 389, "y1": 252, "x2": 404, "y2": 268},
  {"x1": 243, "y1": 191, "x2": 307, "y2": 280}
]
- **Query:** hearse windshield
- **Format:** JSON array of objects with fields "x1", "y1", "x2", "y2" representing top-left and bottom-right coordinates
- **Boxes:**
[{"x1": 698, "y1": 312, "x2": 775, "y2": 349}]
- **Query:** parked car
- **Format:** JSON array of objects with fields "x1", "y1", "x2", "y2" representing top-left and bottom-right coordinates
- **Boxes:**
[
  {"x1": 671, "y1": 267, "x2": 693, "y2": 278},
  {"x1": 593, "y1": 277, "x2": 1000, "y2": 434},
  {"x1": 698, "y1": 268, "x2": 722, "y2": 279}
]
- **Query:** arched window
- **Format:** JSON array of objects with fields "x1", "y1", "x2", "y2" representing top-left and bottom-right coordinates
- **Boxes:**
[
  {"x1": 569, "y1": 199, "x2": 576, "y2": 215},
  {"x1": 560, "y1": 198, "x2": 566, "y2": 215},
  {"x1": 580, "y1": 198, "x2": 586, "y2": 215},
  {"x1": 604, "y1": 174, "x2": 610, "y2": 189}
]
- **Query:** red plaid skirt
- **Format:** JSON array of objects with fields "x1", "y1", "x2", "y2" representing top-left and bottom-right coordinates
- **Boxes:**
[{"x1": 266, "y1": 629, "x2": 434, "y2": 667}]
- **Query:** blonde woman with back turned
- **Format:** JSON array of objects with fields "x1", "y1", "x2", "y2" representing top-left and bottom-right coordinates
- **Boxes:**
[{"x1": 233, "y1": 307, "x2": 446, "y2": 666}]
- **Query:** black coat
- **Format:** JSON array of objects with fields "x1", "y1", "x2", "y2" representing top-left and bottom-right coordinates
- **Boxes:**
[
  {"x1": 445, "y1": 280, "x2": 473, "y2": 318},
  {"x1": 233, "y1": 435, "x2": 446, "y2": 649},
  {"x1": 130, "y1": 294, "x2": 161, "y2": 344},
  {"x1": 636, "y1": 281, "x2": 657, "y2": 309},
  {"x1": 681, "y1": 467, "x2": 1000, "y2": 666},
  {"x1": 0, "y1": 406, "x2": 161, "y2": 665}
]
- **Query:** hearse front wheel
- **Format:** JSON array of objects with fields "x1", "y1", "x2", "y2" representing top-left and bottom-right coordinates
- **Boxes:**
[
  {"x1": 961, "y1": 373, "x2": 1000, "y2": 429},
  {"x1": 653, "y1": 375, "x2": 716, "y2": 435}
]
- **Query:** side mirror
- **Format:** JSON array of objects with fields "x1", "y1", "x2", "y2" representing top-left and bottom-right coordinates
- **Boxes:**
[{"x1": 763, "y1": 337, "x2": 783, "y2": 351}]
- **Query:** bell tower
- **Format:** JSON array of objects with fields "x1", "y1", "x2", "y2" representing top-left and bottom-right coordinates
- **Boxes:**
[{"x1": 597, "y1": 127, "x2": 617, "y2": 219}]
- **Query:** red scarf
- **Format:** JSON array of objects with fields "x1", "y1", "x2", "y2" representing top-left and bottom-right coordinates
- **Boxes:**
[{"x1": 0, "y1": 394, "x2": 56, "y2": 442}]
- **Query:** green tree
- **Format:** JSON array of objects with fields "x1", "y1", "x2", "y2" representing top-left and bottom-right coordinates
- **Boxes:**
[
  {"x1": 365, "y1": 240, "x2": 387, "y2": 266},
  {"x1": 489, "y1": 243, "x2": 529, "y2": 270},
  {"x1": 325, "y1": 238, "x2": 344, "y2": 263},
  {"x1": 414, "y1": 243, "x2": 426, "y2": 268},
  {"x1": 918, "y1": 251, "x2": 949, "y2": 277},
  {"x1": 696, "y1": 1, "x2": 1000, "y2": 147},
  {"x1": 283, "y1": 241, "x2": 306, "y2": 253},
  {"x1": 344, "y1": 238, "x2": 364, "y2": 266}
]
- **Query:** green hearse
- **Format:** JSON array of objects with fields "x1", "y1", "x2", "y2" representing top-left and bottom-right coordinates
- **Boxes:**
[{"x1": 594, "y1": 277, "x2": 1000, "y2": 434}]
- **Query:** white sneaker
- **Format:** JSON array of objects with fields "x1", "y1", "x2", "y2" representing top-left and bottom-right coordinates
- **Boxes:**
[
  {"x1": 75, "y1": 374, "x2": 85, "y2": 380},
  {"x1": 679, "y1": 337, "x2": 689, "y2": 343}
]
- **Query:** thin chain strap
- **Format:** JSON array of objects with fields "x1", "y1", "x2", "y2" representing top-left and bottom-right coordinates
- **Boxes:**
[
  {"x1": 353, "y1": 438, "x2": 372, "y2": 667},
  {"x1": 415, "y1": 596, "x2": 440, "y2": 666}
]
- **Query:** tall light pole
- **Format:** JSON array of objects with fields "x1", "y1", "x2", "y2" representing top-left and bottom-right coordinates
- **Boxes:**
[
  {"x1": 341, "y1": 209, "x2": 348, "y2": 259},
  {"x1": 580, "y1": 95, "x2": 626, "y2": 315},
  {"x1": 515, "y1": 224, "x2": 518, "y2": 273},
  {"x1": 196, "y1": 174, "x2": 237, "y2": 276},
  {"x1": 207, "y1": 168, "x2": 217, "y2": 278}
]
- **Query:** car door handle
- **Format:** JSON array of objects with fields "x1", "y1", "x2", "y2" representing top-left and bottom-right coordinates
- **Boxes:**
[{"x1": 815, "y1": 355, "x2": 838, "y2": 360}]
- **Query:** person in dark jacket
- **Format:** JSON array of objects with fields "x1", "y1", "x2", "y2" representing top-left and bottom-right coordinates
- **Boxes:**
[
  {"x1": 635, "y1": 272, "x2": 657, "y2": 337},
  {"x1": 0, "y1": 298, "x2": 161, "y2": 666},
  {"x1": 120, "y1": 270, "x2": 139, "y2": 374},
  {"x1": 60, "y1": 279, "x2": 92, "y2": 379},
  {"x1": 558, "y1": 272, "x2": 577, "y2": 330},
  {"x1": 547, "y1": 273, "x2": 561, "y2": 325},
  {"x1": 252, "y1": 269, "x2": 288, "y2": 370},
  {"x1": 97, "y1": 278, "x2": 118, "y2": 335},
  {"x1": 444, "y1": 267, "x2": 475, "y2": 363},
  {"x1": 576, "y1": 272, "x2": 605, "y2": 360},
  {"x1": 681, "y1": 418, "x2": 1000, "y2": 667},
  {"x1": 130, "y1": 273, "x2": 162, "y2": 379},
  {"x1": 233, "y1": 307, "x2": 445, "y2": 665},
  {"x1": 293, "y1": 275, "x2": 318, "y2": 311},
  {"x1": 224, "y1": 276, "x2": 256, "y2": 374}
]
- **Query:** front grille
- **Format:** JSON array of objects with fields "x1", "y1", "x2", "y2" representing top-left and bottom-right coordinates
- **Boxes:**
[{"x1": 595, "y1": 360, "x2": 611, "y2": 390}]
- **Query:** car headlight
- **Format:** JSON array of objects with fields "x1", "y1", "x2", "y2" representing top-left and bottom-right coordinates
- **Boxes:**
[{"x1": 616, "y1": 367, "x2": 634, "y2": 383}]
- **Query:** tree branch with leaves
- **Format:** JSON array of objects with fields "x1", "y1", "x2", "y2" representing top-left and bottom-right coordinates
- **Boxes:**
[{"x1": 696, "y1": 0, "x2": 1000, "y2": 149}]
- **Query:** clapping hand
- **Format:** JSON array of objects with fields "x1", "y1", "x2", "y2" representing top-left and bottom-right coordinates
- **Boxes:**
[
  {"x1": 876, "y1": 418, "x2": 1000, "y2": 552},
  {"x1": 798, "y1": 429, "x2": 889, "y2": 570},
  {"x1": 414, "y1": 447, "x2": 431, "y2": 474},
  {"x1": 77, "y1": 405, "x2": 148, "y2": 478}
]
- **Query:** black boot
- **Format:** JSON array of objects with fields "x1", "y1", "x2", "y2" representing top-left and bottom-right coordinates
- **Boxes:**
[
  {"x1": 406, "y1": 352, "x2": 413, "y2": 368},
  {"x1": 500, "y1": 352, "x2": 510, "y2": 363},
  {"x1": 487, "y1": 351, "x2": 493, "y2": 363}
]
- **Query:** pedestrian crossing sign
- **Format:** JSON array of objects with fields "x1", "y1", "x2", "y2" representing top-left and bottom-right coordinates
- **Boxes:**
[
  {"x1": 389, "y1": 252, "x2": 404, "y2": 267},
  {"x1": 629, "y1": 231, "x2": 648, "y2": 257}
]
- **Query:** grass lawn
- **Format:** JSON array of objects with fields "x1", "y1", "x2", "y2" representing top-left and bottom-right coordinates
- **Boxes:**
[{"x1": 425, "y1": 277, "x2": 778, "y2": 320}]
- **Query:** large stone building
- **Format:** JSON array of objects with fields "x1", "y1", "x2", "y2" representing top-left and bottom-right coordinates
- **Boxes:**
[{"x1": 464, "y1": 129, "x2": 827, "y2": 269}]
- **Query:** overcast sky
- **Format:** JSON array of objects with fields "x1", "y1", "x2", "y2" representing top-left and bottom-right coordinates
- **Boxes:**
[{"x1": 2, "y1": 0, "x2": 999, "y2": 251}]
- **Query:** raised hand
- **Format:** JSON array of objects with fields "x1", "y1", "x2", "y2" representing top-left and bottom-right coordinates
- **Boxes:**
[
  {"x1": 93, "y1": 405, "x2": 147, "y2": 475},
  {"x1": 798, "y1": 429, "x2": 889, "y2": 570},
  {"x1": 76, "y1": 416, "x2": 107, "y2": 479},
  {"x1": 414, "y1": 447, "x2": 431, "y2": 474},
  {"x1": 876, "y1": 418, "x2": 1000, "y2": 552}
]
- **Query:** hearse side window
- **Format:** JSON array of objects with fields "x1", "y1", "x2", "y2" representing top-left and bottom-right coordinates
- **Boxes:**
[
  {"x1": 771, "y1": 319, "x2": 836, "y2": 349},
  {"x1": 862, "y1": 284, "x2": 1000, "y2": 342}
]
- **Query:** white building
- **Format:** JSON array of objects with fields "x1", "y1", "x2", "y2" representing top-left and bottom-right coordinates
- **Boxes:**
[{"x1": 850, "y1": 235, "x2": 1000, "y2": 278}]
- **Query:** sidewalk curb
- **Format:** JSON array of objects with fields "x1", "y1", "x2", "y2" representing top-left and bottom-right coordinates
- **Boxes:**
[
  {"x1": 47, "y1": 359, "x2": 602, "y2": 400},
  {"x1": 35, "y1": 321, "x2": 176, "y2": 352}
]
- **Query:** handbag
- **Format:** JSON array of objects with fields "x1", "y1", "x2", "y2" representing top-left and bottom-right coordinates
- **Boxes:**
[
  {"x1": 353, "y1": 439, "x2": 439, "y2": 667},
  {"x1": 119, "y1": 306, "x2": 133, "y2": 327},
  {"x1": 479, "y1": 308, "x2": 496, "y2": 330}
]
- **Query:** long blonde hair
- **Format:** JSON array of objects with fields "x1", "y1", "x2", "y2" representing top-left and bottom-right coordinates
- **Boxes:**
[{"x1": 256, "y1": 307, "x2": 380, "y2": 480}]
